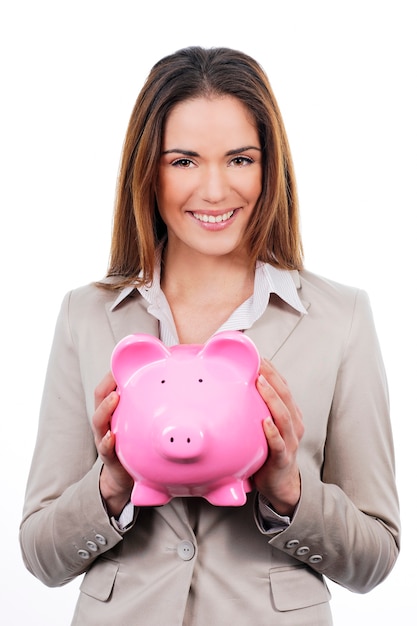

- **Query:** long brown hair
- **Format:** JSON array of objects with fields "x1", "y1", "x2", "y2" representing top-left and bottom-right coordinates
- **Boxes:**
[{"x1": 106, "y1": 46, "x2": 303, "y2": 288}]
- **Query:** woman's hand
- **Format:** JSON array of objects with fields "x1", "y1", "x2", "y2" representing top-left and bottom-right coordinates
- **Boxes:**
[
  {"x1": 92, "y1": 372, "x2": 134, "y2": 517},
  {"x1": 253, "y1": 359, "x2": 304, "y2": 517}
]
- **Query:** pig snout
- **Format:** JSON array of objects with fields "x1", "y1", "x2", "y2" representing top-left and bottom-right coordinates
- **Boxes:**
[{"x1": 159, "y1": 424, "x2": 205, "y2": 461}]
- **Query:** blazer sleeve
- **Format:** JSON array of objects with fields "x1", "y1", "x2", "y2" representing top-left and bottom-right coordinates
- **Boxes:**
[
  {"x1": 19, "y1": 291, "x2": 126, "y2": 587},
  {"x1": 267, "y1": 289, "x2": 400, "y2": 593}
]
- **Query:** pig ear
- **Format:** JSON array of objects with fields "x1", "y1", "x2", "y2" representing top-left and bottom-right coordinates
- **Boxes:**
[
  {"x1": 200, "y1": 331, "x2": 260, "y2": 380},
  {"x1": 111, "y1": 334, "x2": 170, "y2": 385}
]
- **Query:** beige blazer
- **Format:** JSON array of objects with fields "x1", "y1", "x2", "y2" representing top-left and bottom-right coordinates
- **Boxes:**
[{"x1": 20, "y1": 270, "x2": 400, "y2": 626}]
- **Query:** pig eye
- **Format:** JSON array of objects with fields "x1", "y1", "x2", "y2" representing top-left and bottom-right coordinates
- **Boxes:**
[
  {"x1": 161, "y1": 380, "x2": 166, "y2": 384},
  {"x1": 198, "y1": 378, "x2": 203, "y2": 383}
]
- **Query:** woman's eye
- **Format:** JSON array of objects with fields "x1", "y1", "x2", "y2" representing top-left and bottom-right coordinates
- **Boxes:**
[
  {"x1": 230, "y1": 156, "x2": 254, "y2": 167},
  {"x1": 172, "y1": 158, "x2": 194, "y2": 168}
]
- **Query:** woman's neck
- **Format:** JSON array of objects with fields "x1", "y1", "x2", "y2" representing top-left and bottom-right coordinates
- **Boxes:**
[
  {"x1": 160, "y1": 245, "x2": 255, "y2": 344},
  {"x1": 161, "y1": 245, "x2": 253, "y2": 302}
]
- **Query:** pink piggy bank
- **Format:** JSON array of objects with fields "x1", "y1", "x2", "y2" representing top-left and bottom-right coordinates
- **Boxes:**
[{"x1": 110, "y1": 330, "x2": 270, "y2": 506}]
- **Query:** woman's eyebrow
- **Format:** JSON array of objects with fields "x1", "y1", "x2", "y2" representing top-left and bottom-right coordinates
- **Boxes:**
[
  {"x1": 225, "y1": 146, "x2": 261, "y2": 156},
  {"x1": 162, "y1": 148, "x2": 199, "y2": 157},
  {"x1": 162, "y1": 146, "x2": 261, "y2": 157}
]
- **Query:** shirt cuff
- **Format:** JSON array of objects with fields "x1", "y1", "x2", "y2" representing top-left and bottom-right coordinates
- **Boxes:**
[
  {"x1": 113, "y1": 500, "x2": 135, "y2": 531},
  {"x1": 255, "y1": 493, "x2": 291, "y2": 535}
]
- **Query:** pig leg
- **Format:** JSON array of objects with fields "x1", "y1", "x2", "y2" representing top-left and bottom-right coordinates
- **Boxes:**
[
  {"x1": 131, "y1": 481, "x2": 172, "y2": 506},
  {"x1": 205, "y1": 478, "x2": 250, "y2": 507}
]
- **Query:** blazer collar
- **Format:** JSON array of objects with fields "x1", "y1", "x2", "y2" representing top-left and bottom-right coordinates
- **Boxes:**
[
  {"x1": 245, "y1": 290, "x2": 310, "y2": 361},
  {"x1": 105, "y1": 289, "x2": 159, "y2": 344}
]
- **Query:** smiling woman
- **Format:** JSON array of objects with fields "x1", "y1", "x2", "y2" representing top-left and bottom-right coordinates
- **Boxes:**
[
  {"x1": 157, "y1": 96, "x2": 262, "y2": 271},
  {"x1": 19, "y1": 46, "x2": 400, "y2": 626}
]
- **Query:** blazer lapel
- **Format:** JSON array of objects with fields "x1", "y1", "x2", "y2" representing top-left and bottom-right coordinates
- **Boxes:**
[
  {"x1": 105, "y1": 290, "x2": 159, "y2": 344},
  {"x1": 245, "y1": 293, "x2": 310, "y2": 361}
]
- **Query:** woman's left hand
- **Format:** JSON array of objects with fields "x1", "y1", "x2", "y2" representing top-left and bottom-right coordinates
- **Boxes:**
[{"x1": 253, "y1": 359, "x2": 304, "y2": 517}]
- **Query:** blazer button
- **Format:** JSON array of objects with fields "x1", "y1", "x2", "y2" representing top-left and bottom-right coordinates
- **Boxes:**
[
  {"x1": 77, "y1": 549, "x2": 90, "y2": 560},
  {"x1": 285, "y1": 539, "x2": 300, "y2": 549},
  {"x1": 86, "y1": 541, "x2": 98, "y2": 552},
  {"x1": 94, "y1": 534, "x2": 107, "y2": 546},
  {"x1": 309, "y1": 555, "x2": 323, "y2": 564},
  {"x1": 296, "y1": 546, "x2": 310, "y2": 556},
  {"x1": 177, "y1": 540, "x2": 195, "y2": 561}
]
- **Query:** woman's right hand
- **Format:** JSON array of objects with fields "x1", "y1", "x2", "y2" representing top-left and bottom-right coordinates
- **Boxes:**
[{"x1": 92, "y1": 372, "x2": 134, "y2": 517}]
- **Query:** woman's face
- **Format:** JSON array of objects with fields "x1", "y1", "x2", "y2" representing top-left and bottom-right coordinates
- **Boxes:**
[{"x1": 157, "y1": 96, "x2": 262, "y2": 261}]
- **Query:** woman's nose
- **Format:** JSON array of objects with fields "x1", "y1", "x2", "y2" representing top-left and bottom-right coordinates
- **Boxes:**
[{"x1": 200, "y1": 166, "x2": 229, "y2": 204}]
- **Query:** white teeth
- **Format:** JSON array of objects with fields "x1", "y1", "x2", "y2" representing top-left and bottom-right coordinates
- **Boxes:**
[{"x1": 193, "y1": 210, "x2": 234, "y2": 223}]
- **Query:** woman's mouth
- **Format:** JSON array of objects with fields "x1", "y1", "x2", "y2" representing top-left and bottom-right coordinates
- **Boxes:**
[{"x1": 192, "y1": 210, "x2": 235, "y2": 223}]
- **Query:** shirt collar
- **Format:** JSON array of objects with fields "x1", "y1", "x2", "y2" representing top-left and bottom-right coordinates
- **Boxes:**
[
  {"x1": 259, "y1": 263, "x2": 307, "y2": 314},
  {"x1": 110, "y1": 261, "x2": 306, "y2": 315}
]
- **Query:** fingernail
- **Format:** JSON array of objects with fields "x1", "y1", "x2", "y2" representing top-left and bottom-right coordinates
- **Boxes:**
[{"x1": 258, "y1": 374, "x2": 269, "y2": 387}]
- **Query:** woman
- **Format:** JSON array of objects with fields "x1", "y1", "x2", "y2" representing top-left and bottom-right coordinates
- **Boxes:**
[{"x1": 20, "y1": 47, "x2": 400, "y2": 625}]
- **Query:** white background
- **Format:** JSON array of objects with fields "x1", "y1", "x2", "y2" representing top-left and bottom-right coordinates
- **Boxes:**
[{"x1": 1, "y1": 1, "x2": 415, "y2": 623}]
